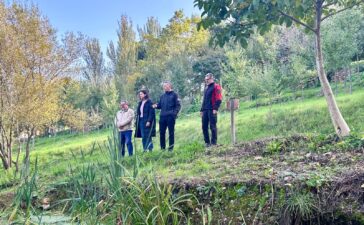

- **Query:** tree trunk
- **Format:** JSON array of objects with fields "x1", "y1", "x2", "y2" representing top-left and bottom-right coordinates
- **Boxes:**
[
  {"x1": 8, "y1": 126, "x2": 12, "y2": 168},
  {"x1": 0, "y1": 133, "x2": 10, "y2": 170},
  {"x1": 15, "y1": 138, "x2": 22, "y2": 173},
  {"x1": 0, "y1": 150, "x2": 10, "y2": 170},
  {"x1": 7, "y1": 143, "x2": 11, "y2": 168},
  {"x1": 25, "y1": 128, "x2": 34, "y2": 167},
  {"x1": 314, "y1": 2, "x2": 350, "y2": 137},
  {"x1": 334, "y1": 74, "x2": 338, "y2": 96}
]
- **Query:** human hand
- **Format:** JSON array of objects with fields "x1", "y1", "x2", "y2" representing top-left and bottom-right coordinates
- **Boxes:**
[
  {"x1": 146, "y1": 122, "x2": 151, "y2": 127},
  {"x1": 213, "y1": 110, "x2": 218, "y2": 115},
  {"x1": 152, "y1": 104, "x2": 157, "y2": 108},
  {"x1": 200, "y1": 112, "x2": 203, "y2": 117}
]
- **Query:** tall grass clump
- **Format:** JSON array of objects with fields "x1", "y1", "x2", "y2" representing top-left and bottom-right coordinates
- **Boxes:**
[
  {"x1": 283, "y1": 190, "x2": 317, "y2": 224},
  {"x1": 61, "y1": 126, "x2": 198, "y2": 224},
  {"x1": 8, "y1": 158, "x2": 38, "y2": 224},
  {"x1": 103, "y1": 127, "x2": 196, "y2": 224},
  {"x1": 111, "y1": 175, "x2": 196, "y2": 225},
  {"x1": 66, "y1": 162, "x2": 104, "y2": 223}
]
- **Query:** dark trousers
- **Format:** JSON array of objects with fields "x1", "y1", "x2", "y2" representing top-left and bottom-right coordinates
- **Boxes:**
[
  {"x1": 119, "y1": 130, "x2": 133, "y2": 157},
  {"x1": 159, "y1": 115, "x2": 175, "y2": 150},
  {"x1": 139, "y1": 117, "x2": 153, "y2": 151},
  {"x1": 202, "y1": 110, "x2": 217, "y2": 145}
]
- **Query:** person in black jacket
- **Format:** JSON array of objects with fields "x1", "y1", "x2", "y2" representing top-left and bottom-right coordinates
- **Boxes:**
[
  {"x1": 152, "y1": 81, "x2": 181, "y2": 151},
  {"x1": 135, "y1": 90, "x2": 156, "y2": 152},
  {"x1": 200, "y1": 73, "x2": 222, "y2": 147}
]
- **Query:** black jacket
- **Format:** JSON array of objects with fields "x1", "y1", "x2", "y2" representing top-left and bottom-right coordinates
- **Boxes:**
[
  {"x1": 135, "y1": 99, "x2": 156, "y2": 138},
  {"x1": 156, "y1": 91, "x2": 181, "y2": 118},
  {"x1": 201, "y1": 82, "x2": 221, "y2": 111}
]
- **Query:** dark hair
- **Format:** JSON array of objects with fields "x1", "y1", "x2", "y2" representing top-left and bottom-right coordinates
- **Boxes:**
[{"x1": 139, "y1": 89, "x2": 149, "y2": 100}]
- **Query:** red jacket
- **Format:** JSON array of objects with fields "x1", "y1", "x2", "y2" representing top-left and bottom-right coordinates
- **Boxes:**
[
  {"x1": 212, "y1": 83, "x2": 222, "y2": 109},
  {"x1": 201, "y1": 82, "x2": 223, "y2": 111}
]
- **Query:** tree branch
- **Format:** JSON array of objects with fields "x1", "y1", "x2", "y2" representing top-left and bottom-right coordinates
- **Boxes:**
[
  {"x1": 227, "y1": 18, "x2": 255, "y2": 28},
  {"x1": 321, "y1": 1, "x2": 364, "y2": 21},
  {"x1": 322, "y1": 2, "x2": 335, "y2": 8},
  {"x1": 278, "y1": 10, "x2": 316, "y2": 33}
]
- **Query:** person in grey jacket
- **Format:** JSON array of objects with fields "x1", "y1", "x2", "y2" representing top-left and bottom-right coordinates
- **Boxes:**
[{"x1": 115, "y1": 100, "x2": 134, "y2": 157}]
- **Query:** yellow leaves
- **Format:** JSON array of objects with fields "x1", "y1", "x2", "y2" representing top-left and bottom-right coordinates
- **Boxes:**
[
  {"x1": 127, "y1": 71, "x2": 142, "y2": 86},
  {"x1": 12, "y1": 73, "x2": 60, "y2": 129},
  {"x1": 61, "y1": 104, "x2": 87, "y2": 131},
  {"x1": 0, "y1": 2, "x2": 81, "y2": 135},
  {"x1": 152, "y1": 12, "x2": 210, "y2": 58},
  {"x1": 256, "y1": 35, "x2": 265, "y2": 44}
]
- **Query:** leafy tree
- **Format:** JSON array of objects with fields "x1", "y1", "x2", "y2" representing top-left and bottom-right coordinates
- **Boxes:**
[
  {"x1": 137, "y1": 17, "x2": 162, "y2": 60},
  {"x1": 322, "y1": 9, "x2": 362, "y2": 73},
  {"x1": 275, "y1": 27, "x2": 317, "y2": 94},
  {"x1": 223, "y1": 47, "x2": 250, "y2": 98},
  {"x1": 59, "y1": 103, "x2": 87, "y2": 132},
  {"x1": 135, "y1": 11, "x2": 211, "y2": 103},
  {"x1": 0, "y1": 2, "x2": 82, "y2": 169},
  {"x1": 81, "y1": 38, "x2": 106, "y2": 115},
  {"x1": 283, "y1": 56, "x2": 317, "y2": 97},
  {"x1": 260, "y1": 63, "x2": 284, "y2": 104},
  {"x1": 101, "y1": 78, "x2": 120, "y2": 126},
  {"x1": 138, "y1": 16, "x2": 162, "y2": 41},
  {"x1": 135, "y1": 62, "x2": 164, "y2": 101},
  {"x1": 165, "y1": 54, "x2": 194, "y2": 98},
  {"x1": 192, "y1": 47, "x2": 227, "y2": 87},
  {"x1": 195, "y1": 0, "x2": 364, "y2": 136},
  {"x1": 107, "y1": 15, "x2": 137, "y2": 99},
  {"x1": 83, "y1": 38, "x2": 105, "y2": 87}
]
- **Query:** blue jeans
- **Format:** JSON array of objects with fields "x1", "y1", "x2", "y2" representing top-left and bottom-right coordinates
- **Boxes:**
[
  {"x1": 139, "y1": 117, "x2": 153, "y2": 151},
  {"x1": 119, "y1": 130, "x2": 133, "y2": 157}
]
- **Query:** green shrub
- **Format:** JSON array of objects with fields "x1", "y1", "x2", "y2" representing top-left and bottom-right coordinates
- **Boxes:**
[
  {"x1": 284, "y1": 191, "x2": 317, "y2": 222},
  {"x1": 265, "y1": 140, "x2": 283, "y2": 155}
]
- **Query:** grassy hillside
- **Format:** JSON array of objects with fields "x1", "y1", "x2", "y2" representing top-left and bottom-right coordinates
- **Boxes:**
[
  {"x1": 1, "y1": 88, "x2": 364, "y2": 224},
  {"x1": 1, "y1": 88, "x2": 364, "y2": 187}
]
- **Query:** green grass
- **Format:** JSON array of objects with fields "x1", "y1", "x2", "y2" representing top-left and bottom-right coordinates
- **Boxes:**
[
  {"x1": 1, "y1": 87, "x2": 364, "y2": 188},
  {"x1": 1, "y1": 86, "x2": 364, "y2": 224}
]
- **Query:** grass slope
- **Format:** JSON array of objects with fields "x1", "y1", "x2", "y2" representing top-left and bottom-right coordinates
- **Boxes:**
[{"x1": 1, "y1": 88, "x2": 364, "y2": 189}]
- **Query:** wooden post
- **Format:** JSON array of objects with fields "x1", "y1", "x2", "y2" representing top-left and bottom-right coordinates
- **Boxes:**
[
  {"x1": 230, "y1": 99, "x2": 236, "y2": 145},
  {"x1": 349, "y1": 68, "x2": 352, "y2": 95}
]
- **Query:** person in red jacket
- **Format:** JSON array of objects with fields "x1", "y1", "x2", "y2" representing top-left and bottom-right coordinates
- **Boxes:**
[{"x1": 200, "y1": 73, "x2": 222, "y2": 147}]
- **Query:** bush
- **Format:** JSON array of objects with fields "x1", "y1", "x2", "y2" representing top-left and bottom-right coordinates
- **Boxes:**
[{"x1": 283, "y1": 191, "x2": 317, "y2": 223}]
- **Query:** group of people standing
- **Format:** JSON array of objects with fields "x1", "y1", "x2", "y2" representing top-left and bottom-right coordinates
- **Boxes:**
[{"x1": 115, "y1": 73, "x2": 222, "y2": 157}]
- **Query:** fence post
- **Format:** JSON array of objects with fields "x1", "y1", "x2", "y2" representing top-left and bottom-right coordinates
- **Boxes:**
[{"x1": 230, "y1": 98, "x2": 236, "y2": 145}]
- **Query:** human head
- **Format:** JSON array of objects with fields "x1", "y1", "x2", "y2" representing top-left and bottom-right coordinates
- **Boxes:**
[
  {"x1": 139, "y1": 90, "x2": 149, "y2": 100},
  {"x1": 119, "y1": 100, "x2": 129, "y2": 110},
  {"x1": 162, "y1": 81, "x2": 172, "y2": 92},
  {"x1": 205, "y1": 73, "x2": 215, "y2": 85}
]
